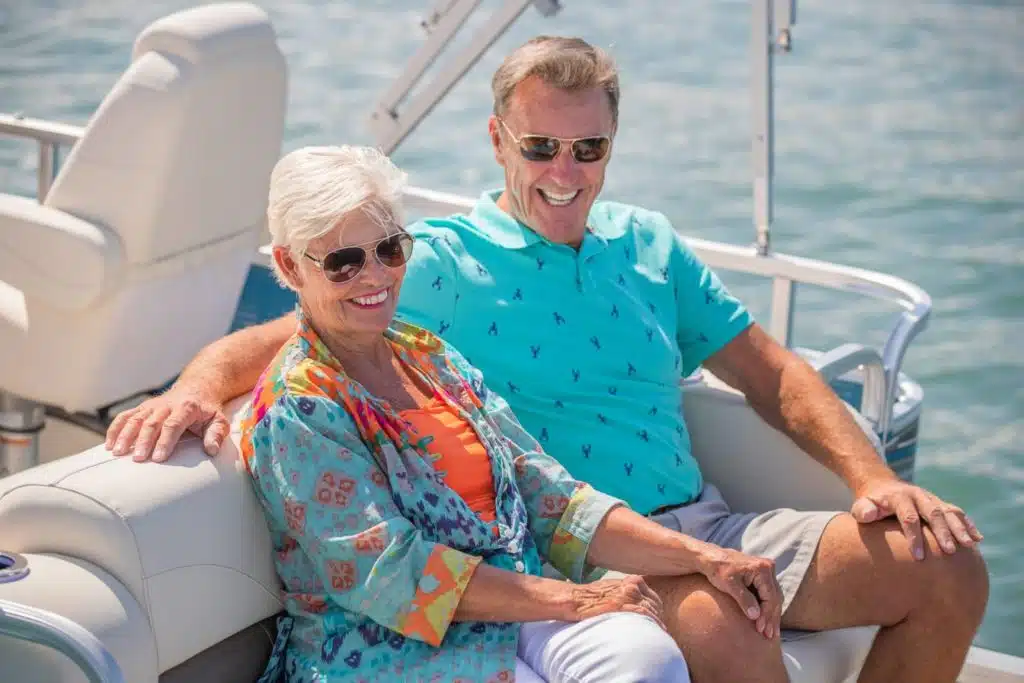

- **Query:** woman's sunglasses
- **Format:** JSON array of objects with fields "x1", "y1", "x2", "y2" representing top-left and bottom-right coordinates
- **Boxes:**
[
  {"x1": 498, "y1": 118, "x2": 611, "y2": 164},
  {"x1": 304, "y1": 232, "x2": 415, "y2": 283}
]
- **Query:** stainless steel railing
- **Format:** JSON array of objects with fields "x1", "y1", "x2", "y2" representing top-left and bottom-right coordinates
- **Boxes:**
[{"x1": 0, "y1": 114, "x2": 931, "y2": 445}]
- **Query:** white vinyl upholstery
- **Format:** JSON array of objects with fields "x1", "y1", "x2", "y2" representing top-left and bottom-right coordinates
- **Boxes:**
[
  {"x1": 0, "y1": 2, "x2": 287, "y2": 411},
  {"x1": 0, "y1": 395, "x2": 281, "y2": 683},
  {"x1": 0, "y1": 378, "x2": 877, "y2": 683}
]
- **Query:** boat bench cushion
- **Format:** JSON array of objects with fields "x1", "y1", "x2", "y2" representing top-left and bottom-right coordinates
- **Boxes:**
[{"x1": 160, "y1": 617, "x2": 278, "y2": 683}]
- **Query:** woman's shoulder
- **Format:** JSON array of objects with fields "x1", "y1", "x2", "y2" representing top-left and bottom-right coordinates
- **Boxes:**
[
  {"x1": 243, "y1": 338, "x2": 353, "y2": 438},
  {"x1": 387, "y1": 322, "x2": 477, "y2": 383}
]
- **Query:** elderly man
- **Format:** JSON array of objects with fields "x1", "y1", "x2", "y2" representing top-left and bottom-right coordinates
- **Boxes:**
[{"x1": 109, "y1": 35, "x2": 988, "y2": 683}]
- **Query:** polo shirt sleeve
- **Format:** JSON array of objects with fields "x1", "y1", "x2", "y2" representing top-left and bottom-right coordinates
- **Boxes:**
[
  {"x1": 394, "y1": 222, "x2": 460, "y2": 336},
  {"x1": 669, "y1": 224, "x2": 754, "y2": 377}
]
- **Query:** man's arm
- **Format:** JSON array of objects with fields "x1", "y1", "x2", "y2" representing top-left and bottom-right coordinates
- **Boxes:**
[
  {"x1": 703, "y1": 323, "x2": 982, "y2": 559},
  {"x1": 705, "y1": 324, "x2": 892, "y2": 490},
  {"x1": 106, "y1": 312, "x2": 296, "y2": 462}
]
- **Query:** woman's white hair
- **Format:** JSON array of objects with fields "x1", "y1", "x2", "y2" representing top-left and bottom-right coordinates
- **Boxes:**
[{"x1": 267, "y1": 145, "x2": 408, "y2": 287}]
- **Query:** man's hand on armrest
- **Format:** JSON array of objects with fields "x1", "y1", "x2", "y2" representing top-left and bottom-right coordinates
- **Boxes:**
[{"x1": 106, "y1": 312, "x2": 297, "y2": 462}]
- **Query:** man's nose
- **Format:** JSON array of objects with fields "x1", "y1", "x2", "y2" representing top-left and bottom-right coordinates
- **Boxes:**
[{"x1": 548, "y1": 145, "x2": 581, "y2": 182}]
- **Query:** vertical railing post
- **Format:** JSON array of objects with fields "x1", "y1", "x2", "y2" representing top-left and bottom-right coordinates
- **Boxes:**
[
  {"x1": 37, "y1": 141, "x2": 57, "y2": 202},
  {"x1": 752, "y1": 0, "x2": 774, "y2": 257},
  {"x1": 769, "y1": 277, "x2": 795, "y2": 348}
]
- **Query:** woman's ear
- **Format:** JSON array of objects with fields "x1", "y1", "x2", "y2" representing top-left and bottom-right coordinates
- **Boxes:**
[{"x1": 272, "y1": 246, "x2": 304, "y2": 290}]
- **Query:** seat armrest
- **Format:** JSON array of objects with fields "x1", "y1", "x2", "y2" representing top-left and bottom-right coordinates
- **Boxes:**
[
  {"x1": 0, "y1": 553, "x2": 155, "y2": 683},
  {"x1": 0, "y1": 597, "x2": 126, "y2": 683},
  {"x1": 0, "y1": 193, "x2": 123, "y2": 310}
]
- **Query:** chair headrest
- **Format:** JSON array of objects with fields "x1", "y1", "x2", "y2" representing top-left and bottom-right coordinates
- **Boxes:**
[{"x1": 132, "y1": 3, "x2": 278, "y2": 65}]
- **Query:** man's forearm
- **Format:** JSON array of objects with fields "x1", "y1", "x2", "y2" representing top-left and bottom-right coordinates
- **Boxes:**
[
  {"x1": 585, "y1": 505, "x2": 710, "y2": 576},
  {"x1": 751, "y1": 355, "x2": 897, "y2": 494},
  {"x1": 172, "y1": 312, "x2": 297, "y2": 402}
]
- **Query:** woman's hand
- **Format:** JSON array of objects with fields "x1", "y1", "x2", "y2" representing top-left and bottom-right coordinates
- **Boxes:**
[
  {"x1": 697, "y1": 546, "x2": 782, "y2": 639},
  {"x1": 568, "y1": 575, "x2": 666, "y2": 630}
]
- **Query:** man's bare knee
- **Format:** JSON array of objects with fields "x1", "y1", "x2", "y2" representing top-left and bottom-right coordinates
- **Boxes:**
[
  {"x1": 649, "y1": 576, "x2": 787, "y2": 683},
  {"x1": 919, "y1": 542, "x2": 989, "y2": 629}
]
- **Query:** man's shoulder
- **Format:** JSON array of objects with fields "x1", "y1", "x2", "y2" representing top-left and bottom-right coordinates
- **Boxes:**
[{"x1": 408, "y1": 214, "x2": 474, "y2": 247}]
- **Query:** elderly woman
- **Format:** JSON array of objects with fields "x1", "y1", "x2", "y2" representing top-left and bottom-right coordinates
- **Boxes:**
[{"x1": 242, "y1": 145, "x2": 779, "y2": 683}]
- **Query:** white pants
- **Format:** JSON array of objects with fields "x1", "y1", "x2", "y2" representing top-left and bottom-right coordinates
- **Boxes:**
[{"x1": 514, "y1": 612, "x2": 690, "y2": 682}]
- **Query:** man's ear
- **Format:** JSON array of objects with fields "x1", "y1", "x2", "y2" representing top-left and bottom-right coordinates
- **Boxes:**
[
  {"x1": 272, "y1": 246, "x2": 304, "y2": 290},
  {"x1": 488, "y1": 115, "x2": 505, "y2": 168}
]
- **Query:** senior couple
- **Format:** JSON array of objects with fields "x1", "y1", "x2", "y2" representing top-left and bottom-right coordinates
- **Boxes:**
[{"x1": 109, "y1": 36, "x2": 988, "y2": 683}]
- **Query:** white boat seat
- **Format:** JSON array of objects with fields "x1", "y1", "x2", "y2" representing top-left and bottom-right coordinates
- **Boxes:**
[
  {"x1": 0, "y1": 376, "x2": 878, "y2": 683},
  {"x1": 0, "y1": 1, "x2": 287, "y2": 412}
]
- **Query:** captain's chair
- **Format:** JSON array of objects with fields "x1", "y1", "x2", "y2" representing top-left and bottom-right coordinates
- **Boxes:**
[{"x1": 0, "y1": 2, "x2": 287, "y2": 413}]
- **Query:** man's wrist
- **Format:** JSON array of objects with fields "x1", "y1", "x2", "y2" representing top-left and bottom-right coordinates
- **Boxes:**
[{"x1": 849, "y1": 465, "x2": 901, "y2": 497}]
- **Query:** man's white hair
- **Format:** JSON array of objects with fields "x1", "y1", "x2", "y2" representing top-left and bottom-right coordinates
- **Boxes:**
[{"x1": 267, "y1": 145, "x2": 408, "y2": 287}]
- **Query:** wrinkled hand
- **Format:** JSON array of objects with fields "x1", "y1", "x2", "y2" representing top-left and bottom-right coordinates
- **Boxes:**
[
  {"x1": 105, "y1": 388, "x2": 229, "y2": 463},
  {"x1": 699, "y1": 546, "x2": 782, "y2": 640},
  {"x1": 569, "y1": 575, "x2": 666, "y2": 630},
  {"x1": 851, "y1": 479, "x2": 983, "y2": 561}
]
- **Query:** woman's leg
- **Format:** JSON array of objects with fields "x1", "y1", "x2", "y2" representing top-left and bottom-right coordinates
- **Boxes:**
[
  {"x1": 516, "y1": 657, "x2": 548, "y2": 682},
  {"x1": 518, "y1": 612, "x2": 690, "y2": 683}
]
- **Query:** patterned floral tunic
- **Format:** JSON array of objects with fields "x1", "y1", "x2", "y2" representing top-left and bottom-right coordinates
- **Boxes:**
[{"x1": 240, "y1": 310, "x2": 622, "y2": 682}]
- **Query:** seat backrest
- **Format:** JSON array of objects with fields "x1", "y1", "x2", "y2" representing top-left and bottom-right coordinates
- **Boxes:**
[
  {"x1": 45, "y1": 2, "x2": 286, "y2": 267},
  {"x1": 0, "y1": 3, "x2": 288, "y2": 411},
  {"x1": 0, "y1": 396, "x2": 281, "y2": 682}
]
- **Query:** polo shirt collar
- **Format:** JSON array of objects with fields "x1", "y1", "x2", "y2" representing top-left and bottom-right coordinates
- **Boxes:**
[{"x1": 468, "y1": 189, "x2": 627, "y2": 250}]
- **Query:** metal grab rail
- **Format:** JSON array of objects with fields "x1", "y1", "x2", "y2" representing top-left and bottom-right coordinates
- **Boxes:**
[
  {"x1": 0, "y1": 114, "x2": 931, "y2": 448},
  {"x1": 0, "y1": 598, "x2": 126, "y2": 683},
  {"x1": 0, "y1": 113, "x2": 84, "y2": 201}
]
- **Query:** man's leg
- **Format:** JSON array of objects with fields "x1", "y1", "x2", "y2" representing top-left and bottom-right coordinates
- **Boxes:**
[
  {"x1": 639, "y1": 482, "x2": 987, "y2": 683},
  {"x1": 644, "y1": 574, "x2": 790, "y2": 683},
  {"x1": 781, "y1": 513, "x2": 989, "y2": 683}
]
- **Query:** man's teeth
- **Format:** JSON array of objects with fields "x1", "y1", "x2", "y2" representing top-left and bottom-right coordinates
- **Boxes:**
[
  {"x1": 540, "y1": 189, "x2": 579, "y2": 206},
  {"x1": 352, "y1": 290, "x2": 389, "y2": 306}
]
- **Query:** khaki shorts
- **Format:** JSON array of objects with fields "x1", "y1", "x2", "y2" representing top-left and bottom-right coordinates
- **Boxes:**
[{"x1": 641, "y1": 483, "x2": 842, "y2": 616}]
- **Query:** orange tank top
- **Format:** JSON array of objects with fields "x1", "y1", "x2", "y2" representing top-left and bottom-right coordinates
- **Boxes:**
[{"x1": 400, "y1": 396, "x2": 498, "y2": 522}]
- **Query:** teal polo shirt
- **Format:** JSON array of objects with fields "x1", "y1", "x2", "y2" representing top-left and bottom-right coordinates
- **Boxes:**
[{"x1": 396, "y1": 190, "x2": 753, "y2": 515}]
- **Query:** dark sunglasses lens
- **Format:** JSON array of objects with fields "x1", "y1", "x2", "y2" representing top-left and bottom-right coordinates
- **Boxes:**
[
  {"x1": 375, "y1": 234, "x2": 414, "y2": 267},
  {"x1": 520, "y1": 136, "x2": 560, "y2": 162},
  {"x1": 572, "y1": 137, "x2": 610, "y2": 163},
  {"x1": 321, "y1": 247, "x2": 366, "y2": 282}
]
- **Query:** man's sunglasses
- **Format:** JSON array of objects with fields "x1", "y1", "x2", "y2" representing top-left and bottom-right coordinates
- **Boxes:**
[
  {"x1": 304, "y1": 232, "x2": 415, "y2": 283},
  {"x1": 498, "y1": 118, "x2": 611, "y2": 164}
]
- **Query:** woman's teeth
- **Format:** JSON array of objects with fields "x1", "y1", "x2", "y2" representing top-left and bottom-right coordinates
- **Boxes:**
[
  {"x1": 352, "y1": 290, "x2": 389, "y2": 306},
  {"x1": 539, "y1": 189, "x2": 579, "y2": 206}
]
